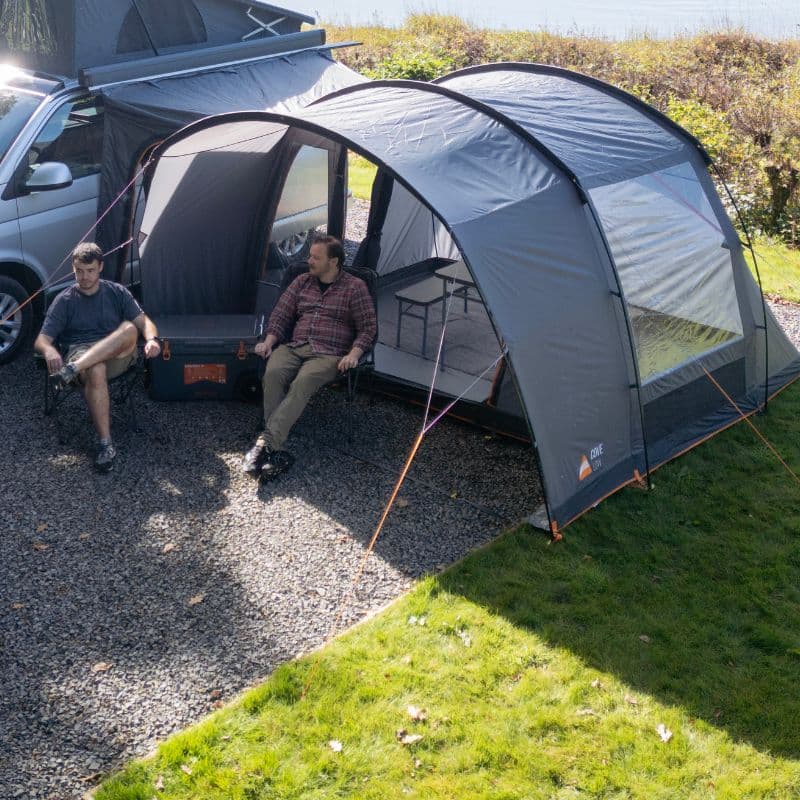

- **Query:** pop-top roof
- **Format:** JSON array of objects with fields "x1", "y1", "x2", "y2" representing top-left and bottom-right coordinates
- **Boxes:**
[{"x1": 0, "y1": 0, "x2": 316, "y2": 78}]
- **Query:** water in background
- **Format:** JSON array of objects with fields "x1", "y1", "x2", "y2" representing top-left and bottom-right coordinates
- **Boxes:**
[{"x1": 306, "y1": 0, "x2": 798, "y2": 39}]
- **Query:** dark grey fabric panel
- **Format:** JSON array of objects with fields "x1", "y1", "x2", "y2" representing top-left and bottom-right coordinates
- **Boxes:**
[
  {"x1": 139, "y1": 134, "x2": 287, "y2": 315},
  {"x1": 117, "y1": 0, "x2": 206, "y2": 55},
  {"x1": 194, "y1": 0, "x2": 312, "y2": 43},
  {"x1": 5, "y1": 0, "x2": 315, "y2": 76},
  {"x1": 453, "y1": 191, "x2": 638, "y2": 525}
]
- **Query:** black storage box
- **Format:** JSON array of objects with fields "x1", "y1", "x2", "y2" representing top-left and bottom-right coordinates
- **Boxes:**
[{"x1": 149, "y1": 315, "x2": 263, "y2": 401}]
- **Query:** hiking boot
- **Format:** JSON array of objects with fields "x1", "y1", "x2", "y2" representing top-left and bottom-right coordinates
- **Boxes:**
[
  {"x1": 259, "y1": 450, "x2": 294, "y2": 482},
  {"x1": 55, "y1": 362, "x2": 80, "y2": 388},
  {"x1": 242, "y1": 436, "x2": 270, "y2": 476},
  {"x1": 94, "y1": 442, "x2": 117, "y2": 473}
]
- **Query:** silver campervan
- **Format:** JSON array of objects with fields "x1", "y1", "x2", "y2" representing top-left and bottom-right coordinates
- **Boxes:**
[{"x1": 0, "y1": 0, "x2": 359, "y2": 363}]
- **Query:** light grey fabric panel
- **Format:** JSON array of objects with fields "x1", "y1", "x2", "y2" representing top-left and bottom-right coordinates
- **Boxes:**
[
  {"x1": 376, "y1": 182, "x2": 458, "y2": 275},
  {"x1": 452, "y1": 184, "x2": 638, "y2": 521},
  {"x1": 301, "y1": 85, "x2": 560, "y2": 224},
  {"x1": 439, "y1": 69, "x2": 684, "y2": 184},
  {"x1": 591, "y1": 161, "x2": 744, "y2": 390},
  {"x1": 102, "y1": 52, "x2": 365, "y2": 121},
  {"x1": 693, "y1": 162, "x2": 800, "y2": 391}
]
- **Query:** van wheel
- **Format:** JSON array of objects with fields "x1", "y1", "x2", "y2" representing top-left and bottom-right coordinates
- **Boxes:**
[
  {"x1": 0, "y1": 276, "x2": 33, "y2": 364},
  {"x1": 277, "y1": 229, "x2": 313, "y2": 260}
]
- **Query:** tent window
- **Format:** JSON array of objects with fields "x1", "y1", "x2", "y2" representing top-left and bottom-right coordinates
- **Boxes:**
[
  {"x1": 117, "y1": 0, "x2": 207, "y2": 54},
  {"x1": 269, "y1": 145, "x2": 329, "y2": 258},
  {"x1": 591, "y1": 162, "x2": 743, "y2": 383}
]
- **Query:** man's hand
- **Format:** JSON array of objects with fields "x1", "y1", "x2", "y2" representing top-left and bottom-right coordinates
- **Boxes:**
[
  {"x1": 44, "y1": 346, "x2": 63, "y2": 375},
  {"x1": 338, "y1": 348, "x2": 362, "y2": 373},
  {"x1": 254, "y1": 340, "x2": 273, "y2": 359},
  {"x1": 144, "y1": 338, "x2": 161, "y2": 359}
]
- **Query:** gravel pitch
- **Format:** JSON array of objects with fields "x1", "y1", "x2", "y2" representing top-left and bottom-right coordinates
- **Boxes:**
[
  {"x1": 1, "y1": 201, "x2": 798, "y2": 798},
  {"x1": 0, "y1": 224, "x2": 543, "y2": 797}
]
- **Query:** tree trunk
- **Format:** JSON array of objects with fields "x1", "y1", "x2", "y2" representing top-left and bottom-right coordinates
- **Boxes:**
[{"x1": 0, "y1": 0, "x2": 56, "y2": 55}]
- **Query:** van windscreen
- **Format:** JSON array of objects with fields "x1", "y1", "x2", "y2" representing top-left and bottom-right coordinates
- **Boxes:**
[{"x1": 0, "y1": 88, "x2": 40, "y2": 163}]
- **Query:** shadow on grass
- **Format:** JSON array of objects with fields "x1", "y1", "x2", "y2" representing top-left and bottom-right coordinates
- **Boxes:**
[{"x1": 438, "y1": 383, "x2": 800, "y2": 759}]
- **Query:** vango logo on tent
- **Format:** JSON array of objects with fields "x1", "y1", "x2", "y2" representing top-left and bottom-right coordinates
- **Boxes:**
[{"x1": 578, "y1": 455, "x2": 593, "y2": 481}]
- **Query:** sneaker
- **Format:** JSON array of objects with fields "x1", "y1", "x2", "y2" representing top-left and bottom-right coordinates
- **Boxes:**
[
  {"x1": 94, "y1": 442, "x2": 117, "y2": 473},
  {"x1": 53, "y1": 362, "x2": 80, "y2": 389},
  {"x1": 260, "y1": 450, "x2": 294, "y2": 482},
  {"x1": 242, "y1": 436, "x2": 270, "y2": 476}
]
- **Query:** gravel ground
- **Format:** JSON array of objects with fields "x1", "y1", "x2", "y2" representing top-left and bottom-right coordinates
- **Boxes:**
[
  {"x1": 2, "y1": 198, "x2": 798, "y2": 799},
  {"x1": 0, "y1": 361, "x2": 542, "y2": 799},
  {"x1": 0, "y1": 202, "x2": 545, "y2": 799}
]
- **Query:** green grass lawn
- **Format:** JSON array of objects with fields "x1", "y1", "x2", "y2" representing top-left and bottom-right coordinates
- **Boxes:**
[
  {"x1": 348, "y1": 153, "x2": 378, "y2": 202},
  {"x1": 98, "y1": 381, "x2": 800, "y2": 799},
  {"x1": 746, "y1": 240, "x2": 800, "y2": 304}
]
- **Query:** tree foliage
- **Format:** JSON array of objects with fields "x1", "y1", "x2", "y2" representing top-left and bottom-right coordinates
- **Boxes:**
[{"x1": 327, "y1": 14, "x2": 800, "y2": 244}]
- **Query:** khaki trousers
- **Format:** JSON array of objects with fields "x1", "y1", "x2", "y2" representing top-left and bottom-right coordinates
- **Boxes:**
[{"x1": 262, "y1": 343, "x2": 340, "y2": 450}]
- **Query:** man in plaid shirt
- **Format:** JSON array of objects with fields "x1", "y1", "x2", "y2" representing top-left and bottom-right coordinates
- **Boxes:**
[{"x1": 242, "y1": 235, "x2": 377, "y2": 480}]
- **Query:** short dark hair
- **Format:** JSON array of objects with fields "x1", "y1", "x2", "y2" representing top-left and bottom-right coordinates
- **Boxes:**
[
  {"x1": 72, "y1": 242, "x2": 103, "y2": 265},
  {"x1": 312, "y1": 235, "x2": 344, "y2": 267}
]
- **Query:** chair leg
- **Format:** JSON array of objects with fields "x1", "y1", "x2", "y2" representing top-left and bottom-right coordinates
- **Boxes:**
[{"x1": 43, "y1": 372, "x2": 55, "y2": 416}]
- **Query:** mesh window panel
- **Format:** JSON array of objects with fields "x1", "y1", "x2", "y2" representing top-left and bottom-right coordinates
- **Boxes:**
[
  {"x1": 117, "y1": 0, "x2": 207, "y2": 54},
  {"x1": 591, "y1": 162, "x2": 742, "y2": 383}
]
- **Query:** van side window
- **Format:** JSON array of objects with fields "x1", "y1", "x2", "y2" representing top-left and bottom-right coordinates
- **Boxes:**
[{"x1": 26, "y1": 96, "x2": 104, "y2": 181}]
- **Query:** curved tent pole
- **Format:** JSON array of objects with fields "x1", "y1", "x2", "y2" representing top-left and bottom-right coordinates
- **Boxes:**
[
  {"x1": 711, "y1": 161, "x2": 770, "y2": 412},
  {"x1": 147, "y1": 105, "x2": 563, "y2": 530}
]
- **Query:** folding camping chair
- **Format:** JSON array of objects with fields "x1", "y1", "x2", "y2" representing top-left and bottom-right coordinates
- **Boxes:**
[{"x1": 35, "y1": 346, "x2": 145, "y2": 444}]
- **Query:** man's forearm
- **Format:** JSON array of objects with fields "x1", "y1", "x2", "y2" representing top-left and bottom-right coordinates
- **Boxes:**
[
  {"x1": 34, "y1": 334, "x2": 55, "y2": 355},
  {"x1": 142, "y1": 316, "x2": 159, "y2": 342}
]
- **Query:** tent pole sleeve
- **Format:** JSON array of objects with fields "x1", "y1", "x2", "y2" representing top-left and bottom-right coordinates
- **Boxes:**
[
  {"x1": 712, "y1": 161, "x2": 770, "y2": 412},
  {"x1": 584, "y1": 195, "x2": 653, "y2": 488}
]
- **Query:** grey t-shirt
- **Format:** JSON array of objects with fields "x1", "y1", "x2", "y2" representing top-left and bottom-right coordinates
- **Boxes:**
[{"x1": 41, "y1": 280, "x2": 143, "y2": 347}]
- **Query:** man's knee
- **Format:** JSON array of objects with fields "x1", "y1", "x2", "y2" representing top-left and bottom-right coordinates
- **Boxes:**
[
  {"x1": 288, "y1": 359, "x2": 338, "y2": 399},
  {"x1": 118, "y1": 321, "x2": 138, "y2": 343},
  {"x1": 84, "y1": 362, "x2": 108, "y2": 388}
]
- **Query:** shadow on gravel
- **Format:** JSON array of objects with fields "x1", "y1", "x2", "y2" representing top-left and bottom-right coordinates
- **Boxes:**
[
  {"x1": 0, "y1": 349, "x2": 543, "y2": 798},
  {"x1": 280, "y1": 387, "x2": 543, "y2": 573}
]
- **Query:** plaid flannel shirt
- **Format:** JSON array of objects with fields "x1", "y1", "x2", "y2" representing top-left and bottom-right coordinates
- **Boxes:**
[{"x1": 266, "y1": 270, "x2": 377, "y2": 357}]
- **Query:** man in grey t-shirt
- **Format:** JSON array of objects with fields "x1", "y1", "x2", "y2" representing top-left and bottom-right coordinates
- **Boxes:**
[{"x1": 34, "y1": 243, "x2": 161, "y2": 472}]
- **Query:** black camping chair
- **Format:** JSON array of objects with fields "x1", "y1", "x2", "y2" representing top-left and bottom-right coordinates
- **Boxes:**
[{"x1": 35, "y1": 345, "x2": 145, "y2": 445}]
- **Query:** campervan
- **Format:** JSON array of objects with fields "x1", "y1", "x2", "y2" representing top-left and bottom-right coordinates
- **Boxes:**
[{"x1": 0, "y1": 63, "x2": 328, "y2": 364}]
